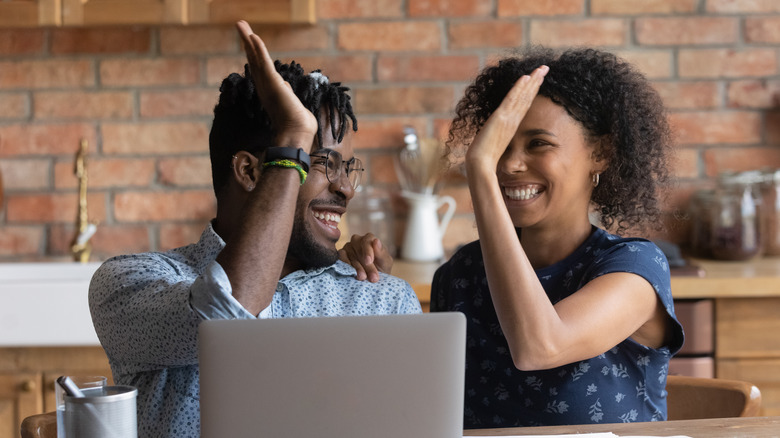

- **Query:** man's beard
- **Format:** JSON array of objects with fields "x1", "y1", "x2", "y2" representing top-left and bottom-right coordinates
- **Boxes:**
[{"x1": 287, "y1": 205, "x2": 340, "y2": 270}]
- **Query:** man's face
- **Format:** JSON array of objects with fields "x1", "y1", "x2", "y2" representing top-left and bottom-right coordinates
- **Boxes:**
[{"x1": 286, "y1": 125, "x2": 356, "y2": 270}]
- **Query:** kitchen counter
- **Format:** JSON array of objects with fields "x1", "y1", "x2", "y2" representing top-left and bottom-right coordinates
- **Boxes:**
[
  {"x1": 0, "y1": 262, "x2": 102, "y2": 346},
  {"x1": 393, "y1": 256, "x2": 780, "y2": 307}
]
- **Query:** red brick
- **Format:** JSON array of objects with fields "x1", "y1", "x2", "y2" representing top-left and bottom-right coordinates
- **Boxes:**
[
  {"x1": 338, "y1": 21, "x2": 441, "y2": 51},
  {"x1": 368, "y1": 153, "x2": 400, "y2": 185},
  {"x1": 635, "y1": 17, "x2": 737, "y2": 45},
  {"x1": 0, "y1": 29, "x2": 44, "y2": 55},
  {"x1": 102, "y1": 122, "x2": 209, "y2": 155},
  {"x1": 206, "y1": 55, "x2": 247, "y2": 85},
  {"x1": 439, "y1": 184, "x2": 473, "y2": 214},
  {"x1": 100, "y1": 58, "x2": 200, "y2": 87},
  {"x1": 727, "y1": 80, "x2": 780, "y2": 109},
  {"x1": 0, "y1": 93, "x2": 28, "y2": 119},
  {"x1": 48, "y1": 224, "x2": 151, "y2": 258},
  {"x1": 140, "y1": 89, "x2": 219, "y2": 118},
  {"x1": 252, "y1": 25, "x2": 330, "y2": 52},
  {"x1": 378, "y1": 54, "x2": 481, "y2": 82},
  {"x1": 769, "y1": 112, "x2": 780, "y2": 145},
  {"x1": 529, "y1": 19, "x2": 626, "y2": 47},
  {"x1": 282, "y1": 55, "x2": 374, "y2": 83},
  {"x1": 157, "y1": 156, "x2": 213, "y2": 187},
  {"x1": 318, "y1": 0, "x2": 403, "y2": 19},
  {"x1": 706, "y1": 0, "x2": 780, "y2": 13},
  {"x1": 34, "y1": 91, "x2": 133, "y2": 120},
  {"x1": 703, "y1": 147, "x2": 780, "y2": 177},
  {"x1": 614, "y1": 50, "x2": 673, "y2": 79},
  {"x1": 409, "y1": 0, "x2": 491, "y2": 17},
  {"x1": 160, "y1": 26, "x2": 236, "y2": 54},
  {"x1": 653, "y1": 81, "x2": 720, "y2": 110},
  {"x1": 669, "y1": 111, "x2": 762, "y2": 145},
  {"x1": 0, "y1": 158, "x2": 50, "y2": 190},
  {"x1": 114, "y1": 190, "x2": 215, "y2": 222},
  {"x1": 498, "y1": 0, "x2": 584, "y2": 16},
  {"x1": 679, "y1": 49, "x2": 777, "y2": 78},
  {"x1": 353, "y1": 86, "x2": 454, "y2": 115},
  {"x1": 54, "y1": 158, "x2": 157, "y2": 189},
  {"x1": 352, "y1": 117, "x2": 428, "y2": 151},
  {"x1": 671, "y1": 147, "x2": 700, "y2": 180},
  {"x1": 6, "y1": 193, "x2": 106, "y2": 223},
  {"x1": 448, "y1": 21, "x2": 523, "y2": 49},
  {"x1": 0, "y1": 60, "x2": 94, "y2": 89},
  {"x1": 50, "y1": 28, "x2": 151, "y2": 55},
  {"x1": 592, "y1": 0, "x2": 697, "y2": 14},
  {"x1": 0, "y1": 226, "x2": 43, "y2": 256},
  {"x1": 0, "y1": 124, "x2": 96, "y2": 157},
  {"x1": 745, "y1": 17, "x2": 780, "y2": 43},
  {"x1": 159, "y1": 222, "x2": 210, "y2": 250}
]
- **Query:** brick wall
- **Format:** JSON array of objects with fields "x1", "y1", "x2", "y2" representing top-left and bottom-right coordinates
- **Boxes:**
[{"x1": 1, "y1": 0, "x2": 779, "y2": 262}]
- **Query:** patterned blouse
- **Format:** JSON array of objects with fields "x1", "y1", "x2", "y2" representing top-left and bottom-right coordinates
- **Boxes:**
[
  {"x1": 431, "y1": 226, "x2": 684, "y2": 429},
  {"x1": 89, "y1": 222, "x2": 422, "y2": 438}
]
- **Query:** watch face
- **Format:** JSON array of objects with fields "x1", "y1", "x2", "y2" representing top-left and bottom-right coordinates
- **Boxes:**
[{"x1": 266, "y1": 147, "x2": 310, "y2": 172}]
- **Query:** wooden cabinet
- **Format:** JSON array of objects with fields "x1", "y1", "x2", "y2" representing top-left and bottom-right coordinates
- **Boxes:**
[
  {"x1": 0, "y1": 0, "x2": 59, "y2": 27},
  {"x1": 189, "y1": 0, "x2": 315, "y2": 24},
  {"x1": 0, "y1": 372, "x2": 42, "y2": 438},
  {"x1": 0, "y1": 0, "x2": 315, "y2": 27},
  {"x1": 0, "y1": 347, "x2": 112, "y2": 436},
  {"x1": 715, "y1": 297, "x2": 780, "y2": 416}
]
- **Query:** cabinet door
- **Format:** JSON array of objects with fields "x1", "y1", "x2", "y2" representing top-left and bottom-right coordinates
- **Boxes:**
[
  {"x1": 188, "y1": 0, "x2": 315, "y2": 24},
  {"x1": 0, "y1": 372, "x2": 42, "y2": 438},
  {"x1": 62, "y1": 0, "x2": 186, "y2": 25},
  {"x1": 717, "y1": 358, "x2": 780, "y2": 417},
  {"x1": 716, "y1": 297, "x2": 780, "y2": 358},
  {"x1": 0, "y1": 0, "x2": 59, "y2": 27}
]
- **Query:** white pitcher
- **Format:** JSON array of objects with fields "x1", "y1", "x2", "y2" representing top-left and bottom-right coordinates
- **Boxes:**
[{"x1": 400, "y1": 191, "x2": 456, "y2": 262}]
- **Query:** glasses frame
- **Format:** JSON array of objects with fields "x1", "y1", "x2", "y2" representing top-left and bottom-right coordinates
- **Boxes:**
[{"x1": 309, "y1": 149, "x2": 364, "y2": 191}]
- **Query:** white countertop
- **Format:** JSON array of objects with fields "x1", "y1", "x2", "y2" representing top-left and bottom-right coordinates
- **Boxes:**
[{"x1": 0, "y1": 262, "x2": 103, "y2": 346}]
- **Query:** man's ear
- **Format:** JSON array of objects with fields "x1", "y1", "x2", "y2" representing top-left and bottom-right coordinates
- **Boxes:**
[{"x1": 231, "y1": 150, "x2": 260, "y2": 192}]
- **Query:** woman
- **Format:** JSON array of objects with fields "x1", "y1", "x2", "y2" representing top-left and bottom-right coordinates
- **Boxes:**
[{"x1": 430, "y1": 47, "x2": 684, "y2": 428}]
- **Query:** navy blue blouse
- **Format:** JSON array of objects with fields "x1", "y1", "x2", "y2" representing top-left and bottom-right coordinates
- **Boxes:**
[{"x1": 431, "y1": 227, "x2": 684, "y2": 428}]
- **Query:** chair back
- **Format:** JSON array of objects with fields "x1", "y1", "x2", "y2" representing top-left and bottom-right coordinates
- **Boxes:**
[
  {"x1": 20, "y1": 411, "x2": 56, "y2": 438},
  {"x1": 666, "y1": 375, "x2": 761, "y2": 420}
]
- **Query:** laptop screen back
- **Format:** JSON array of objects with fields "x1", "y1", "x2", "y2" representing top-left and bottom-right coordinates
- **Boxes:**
[{"x1": 199, "y1": 313, "x2": 465, "y2": 438}]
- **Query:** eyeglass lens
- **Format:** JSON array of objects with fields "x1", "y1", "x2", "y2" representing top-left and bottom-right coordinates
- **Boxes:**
[{"x1": 318, "y1": 150, "x2": 363, "y2": 190}]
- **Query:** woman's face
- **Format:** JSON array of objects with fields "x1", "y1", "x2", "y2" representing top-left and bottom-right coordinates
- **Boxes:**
[{"x1": 496, "y1": 95, "x2": 601, "y2": 231}]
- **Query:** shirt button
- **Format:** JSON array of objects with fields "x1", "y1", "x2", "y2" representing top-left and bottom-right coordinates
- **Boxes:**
[{"x1": 276, "y1": 283, "x2": 284, "y2": 292}]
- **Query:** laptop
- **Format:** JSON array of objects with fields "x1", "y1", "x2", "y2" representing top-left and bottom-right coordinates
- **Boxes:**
[{"x1": 198, "y1": 312, "x2": 466, "y2": 438}]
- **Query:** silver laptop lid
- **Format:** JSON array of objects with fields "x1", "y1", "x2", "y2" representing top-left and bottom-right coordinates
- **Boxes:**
[{"x1": 199, "y1": 313, "x2": 465, "y2": 438}]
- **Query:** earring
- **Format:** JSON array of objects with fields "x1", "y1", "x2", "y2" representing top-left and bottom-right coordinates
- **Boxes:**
[
  {"x1": 247, "y1": 184, "x2": 254, "y2": 191},
  {"x1": 592, "y1": 173, "x2": 600, "y2": 188},
  {"x1": 230, "y1": 155, "x2": 238, "y2": 169}
]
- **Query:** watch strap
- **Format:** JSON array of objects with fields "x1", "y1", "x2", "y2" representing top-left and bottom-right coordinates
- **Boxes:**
[{"x1": 264, "y1": 147, "x2": 310, "y2": 173}]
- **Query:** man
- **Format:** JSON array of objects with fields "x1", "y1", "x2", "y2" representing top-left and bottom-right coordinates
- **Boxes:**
[{"x1": 89, "y1": 21, "x2": 421, "y2": 438}]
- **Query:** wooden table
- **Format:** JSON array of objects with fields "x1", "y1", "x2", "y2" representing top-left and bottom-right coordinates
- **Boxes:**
[{"x1": 465, "y1": 416, "x2": 780, "y2": 437}]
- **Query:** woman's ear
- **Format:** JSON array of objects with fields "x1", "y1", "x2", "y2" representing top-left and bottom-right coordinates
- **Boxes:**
[
  {"x1": 590, "y1": 136, "x2": 612, "y2": 175},
  {"x1": 231, "y1": 150, "x2": 260, "y2": 192}
]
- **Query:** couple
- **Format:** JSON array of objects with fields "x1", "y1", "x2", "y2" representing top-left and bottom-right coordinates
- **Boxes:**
[{"x1": 89, "y1": 21, "x2": 683, "y2": 437}]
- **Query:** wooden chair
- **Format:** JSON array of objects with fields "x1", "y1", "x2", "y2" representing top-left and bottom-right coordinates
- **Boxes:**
[
  {"x1": 20, "y1": 411, "x2": 56, "y2": 438},
  {"x1": 666, "y1": 375, "x2": 762, "y2": 420}
]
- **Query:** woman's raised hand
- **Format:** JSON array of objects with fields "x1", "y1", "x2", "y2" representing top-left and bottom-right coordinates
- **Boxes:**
[
  {"x1": 465, "y1": 65, "x2": 549, "y2": 174},
  {"x1": 236, "y1": 20, "x2": 318, "y2": 152}
]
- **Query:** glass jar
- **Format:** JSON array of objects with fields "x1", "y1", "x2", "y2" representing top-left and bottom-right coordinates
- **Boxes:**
[
  {"x1": 761, "y1": 169, "x2": 780, "y2": 256},
  {"x1": 344, "y1": 186, "x2": 397, "y2": 257},
  {"x1": 690, "y1": 189, "x2": 716, "y2": 258},
  {"x1": 709, "y1": 171, "x2": 764, "y2": 261}
]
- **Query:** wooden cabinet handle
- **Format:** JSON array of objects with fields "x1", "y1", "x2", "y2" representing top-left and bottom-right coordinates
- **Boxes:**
[{"x1": 21, "y1": 379, "x2": 37, "y2": 392}]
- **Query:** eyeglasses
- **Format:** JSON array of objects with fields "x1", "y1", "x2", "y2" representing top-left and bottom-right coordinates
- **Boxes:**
[{"x1": 310, "y1": 149, "x2": 364, "y2": 190}]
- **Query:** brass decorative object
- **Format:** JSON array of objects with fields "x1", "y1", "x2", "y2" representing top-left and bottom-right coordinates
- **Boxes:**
[{"x1": 71, "y1": 139, "x2": 97, "y2": 263}]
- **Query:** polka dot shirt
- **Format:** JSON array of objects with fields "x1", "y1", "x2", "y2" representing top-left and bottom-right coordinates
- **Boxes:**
[{"x1": 89, "y1": 222, "x2": 422, "y2": 437}]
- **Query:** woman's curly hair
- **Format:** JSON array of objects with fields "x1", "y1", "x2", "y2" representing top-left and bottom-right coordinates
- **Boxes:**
[{"x1": 448, "y1": 47, "x2": 672, "y2": 235}]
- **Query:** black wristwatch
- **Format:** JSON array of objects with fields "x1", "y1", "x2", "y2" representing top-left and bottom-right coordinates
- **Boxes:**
[{"x1": 264, "y1": 147, "x2": 311, "y2": 173}]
